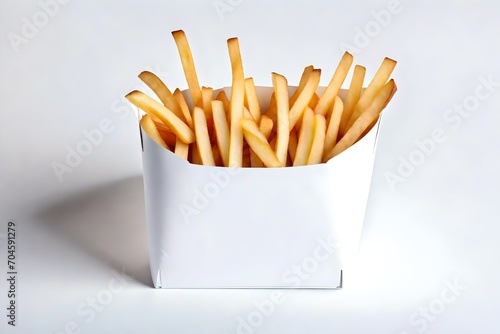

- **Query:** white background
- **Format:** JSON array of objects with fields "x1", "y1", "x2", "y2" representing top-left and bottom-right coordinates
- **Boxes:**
[{"x1": 1, "y1": 0, "x2": 500, "y2": 333}]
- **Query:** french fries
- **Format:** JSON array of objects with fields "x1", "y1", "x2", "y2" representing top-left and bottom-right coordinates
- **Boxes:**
[
  {"x1": 138, "y1": 71, "x2": 187, "y2": 125},
  {"x1": 245, "y1": 78, "x2": 261, "y2": 123},
  {"x1": 314, "y1": 52, "x2": 353, "y2": 116},
  {"x1": 338, "y1": 65, "x2": 365, "y2": 138},
  {"x1": 193, "y1": 106, "x2": 215, "y2": 166},
  {"x1": 293, "y1": 107, "x2": 315, "y2": 166},
  {"x1": 153, "y1": 120, "x2": 177, "y2": 147},
  {"x1": 323, "y1": 96, "x2": 344, "y2": 157},
  {"x1": 227, "y1": 38, "x2": 246, "y2": 168},
  {"x1": 172, "y1": 30, "x2": 203, "y2": 109},
  {"x1": 172, "y1": 88, "x2": 194, "y2": 129},
  {"x1": 212, "y1": 100, "x2": 230, "y2": 167},
  {"x1": 272, "y1": 72, "x2": 290, "y2": 166},
  {"x1": 324, "y1": 79, "x2": 397, "y2": 161},
  {"x1": 307, "y1": 114, "x2": 326, "y2": 165},
  {"x1": 140, "y1": 114, "x2": 171, "y2": 151},
  {"x1": 345, "y1": 57, "x2": 396, "y2": 129},
  {"x1": 126, "y1": 90, "x2": 194, "y2": 144},
  {"x1": 174, "y1": 138, "x2": 189, "y2": 160},
  {"x1": 128, "y1": 30, "x2": 398, "y2": 168},
  {"x1": 240, "y1": 119, "x2": 281, "y2": 168},
  {"x1": 289, "y1": 69, "x2": 321, "y2": 130}
]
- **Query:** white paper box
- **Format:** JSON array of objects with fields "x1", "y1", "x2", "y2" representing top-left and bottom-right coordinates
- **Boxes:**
[{"x1": 139, "y1": 87, "x2": 381, "y2": 289}]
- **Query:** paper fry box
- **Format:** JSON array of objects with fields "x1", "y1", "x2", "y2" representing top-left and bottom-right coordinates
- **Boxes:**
[{"x1": 139, "y1": 87, "x2": 381, "y2": 289}]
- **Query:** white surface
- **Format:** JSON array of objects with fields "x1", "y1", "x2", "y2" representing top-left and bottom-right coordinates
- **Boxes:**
[{"x1": 0, "y1": 0, "x2": 499, "y2": 333}]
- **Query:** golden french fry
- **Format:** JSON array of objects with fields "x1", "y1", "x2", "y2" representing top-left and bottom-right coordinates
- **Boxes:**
[
  {"x1": 172, "y1": 88, "x2": 194, "y2": 129},
  {"x1": 250, "y1": 115, "x2": 273, "y2": 167},
  {"x1": 241, "y1": 119, "x2": 268, "y2": 145},
  {"x1": 190, "y1": 143, "x2": 201, "y2": 165},
  {"x1": 358, "y1": 81, "x2": 398, "y2": 139},
  {"x1": 140, "y1": 114, "x2": 171, "y2": 150},
  {"x1": 227, "y1": 38, "x2": 245, "y2": 168},
  {"x1": 202, "y1": 86, "x2": 215, "y2": 141},
  {"x1": 250, "y1": 150, "x2": 264, "y2": 167},
  {"x1": 346, "y1": 57, "x2": 396, "y2": 129},
  {"x1": 269, "y1": 136, "x2": 277, "y2": 151},
  {"x1": 272, "y1": 72, "x2": 289, "y2": 166},
  {"x1": 265, "y1": 65, "x2": 314, "y2": 128},
  {"x1": 383, "y1": 80, "x2": 398, "y2": 109},
  {"x1": 314, "y1": 52, "x2": 353, "y2": 116},
  {"x1": 202, "y1": 86, "x2": 214, "y2": 117},
  {"x1": 259, "y1": 115, "x2": 273, "y2": 139},
  {"x1": 240, "y1": 119, "x2": 281, "y2": 168},
  {"x1": 211, "y1": 100, "x2": 230, "y2": 167},
  {"x1": 324, "y1": 79, "x2": 396, "y2": 161},
  {"x1": 243, "y1": 106, "x2": 254, "y2": 120},
  {"x1": 147, "y1": 112, "x2": 163, "y2": 124},
  {"x1": 296, "y1": 66, "x2": 315, "y2": 93},
  {"x1": 212, "y1": 145, "x2": 223, "y2": 166},
  {"x1": 139, "y1": 71, "x2": 187, "y2": 124},
  {"x1": 172, "y1": 30, "x2": 203, "y2": 108},
  {"x1": 126, "y1": 90, "x2": 194, "y2": 143},
  {"x1": 290, "y1": 65, "x2": 314, "y2": 106},
  {"x1": 153, "y1": 120, "x2": 177, "y2": 147},
  {"x1": 359, "y1": 118, "x2": 378, "y2": 141},
  {"x1": 244, "y1": 77, "x2": 261, "y2": 123},
  {"x1": 265, "y1": 92, "x2": 276, "y2": 122},
  {"x1": 243, "y1": 130, "x2": 276, "y2": 167},
  {"x1": 215, "y1": 90, "x2": 231, "y2": 120},
  {"x1": 174, "y1": 138, "x2": 189, "y2": 160},
  {"x1": 288, "y1": 128, "x2": 298, "y2": 162},
  {"x1": 293, "y1": 107, "x2": 315, "y2": 166},
  {"x1": 307, "y1": 114, "x2": 326, "y2": 165},
  {"x1": 289, "y1": 69, "x2": 321, "y2": 130},
  {"x1": 309, "y1": 92, "x2": 319, "y2": 109},
  {"x1": 338, "y1": 65, "x2": 365, "y2": 138},
  {"x1": 193, "y1": 107, "x2": 215, "y2": 166},
  {"x1": 323, "y1": 96, "x2": 344, "y2": 157}
]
